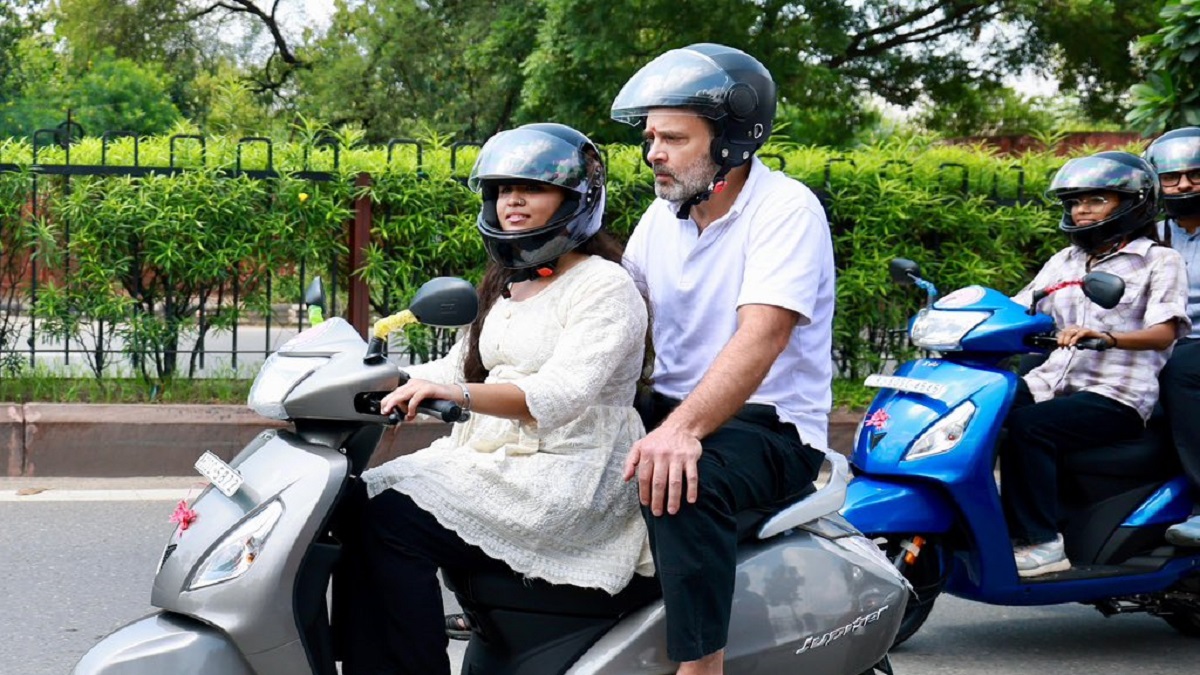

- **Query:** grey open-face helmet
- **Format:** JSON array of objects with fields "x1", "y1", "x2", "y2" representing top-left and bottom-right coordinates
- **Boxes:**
[
  {"x1": 610, "y1": 43, "x2": 776, "y2": 172},
  {"x1": 1048, "y1": 151, "x2": 1160, "y2": 254},
  {"x1": 1144, "y1": 126, "x2": 1200, "y2": 221},
  {"x1": 468, "y1": 123, "x2": 606, "y2": 271}
]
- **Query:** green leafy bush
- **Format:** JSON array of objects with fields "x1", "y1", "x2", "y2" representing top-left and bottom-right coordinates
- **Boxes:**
[{"x1": 0, "y1": 129, "x2": 1100, "y2": 387}]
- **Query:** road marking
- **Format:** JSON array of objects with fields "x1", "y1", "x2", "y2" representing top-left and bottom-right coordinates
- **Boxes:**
[{"x1": 0, "y1": 489, "x2": 192, "y2": 502}]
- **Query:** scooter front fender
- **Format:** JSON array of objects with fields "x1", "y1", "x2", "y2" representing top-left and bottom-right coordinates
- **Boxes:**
[
  {"x1": 73, "y1": 612, "x2": 253, "y2": 675},
  {"x1": 840, "y1": 477, "x2": 955, "y2": 535}
]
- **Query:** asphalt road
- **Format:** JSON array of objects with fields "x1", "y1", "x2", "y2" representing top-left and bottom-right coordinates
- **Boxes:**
[{"x1": 2, "y1": 483, "x2": 1196, "y2": 675}]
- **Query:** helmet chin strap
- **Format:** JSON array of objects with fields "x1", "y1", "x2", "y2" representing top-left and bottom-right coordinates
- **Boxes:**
[
  {"x1": 501, "y1": 259, "x2": 558, "y2": 298},
  {"x1": 674, "y1": 166, "x2": 732, "y2": 220}
]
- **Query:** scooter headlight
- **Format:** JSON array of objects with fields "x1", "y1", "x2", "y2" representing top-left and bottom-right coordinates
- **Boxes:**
[
  {"x1": 906, "y1": 401, "x2": 975, "y2": 461},
  {"x1": 188, "y1": 500, "x2": 284, "y2": 590},
  {"x1": 248, "y1": 354, "x2": 328, "y2": 420},
  {"x1": 910, "y1": 309, "x2": 990, "y2": 351}
]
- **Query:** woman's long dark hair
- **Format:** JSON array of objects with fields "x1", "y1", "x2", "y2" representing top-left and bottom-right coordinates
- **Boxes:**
[{"x1": 462, "y1": 232, "x2": 626, "y2": 383}]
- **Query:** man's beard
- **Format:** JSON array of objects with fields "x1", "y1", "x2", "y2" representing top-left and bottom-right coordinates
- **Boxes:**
[{"x1": 653, "y1": 155, "x2": 720, "y2": 202}]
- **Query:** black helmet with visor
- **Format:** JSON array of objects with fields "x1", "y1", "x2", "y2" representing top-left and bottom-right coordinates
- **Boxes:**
[
  {"x1": 610, "y1": 43, "x2": 775, "y2": 218},
  {"x1": 1144, "y1": 126, "x2": 1200, "y2": 221},
  {"x1": 1048, "y1": 151, "x2": 1160, "y2": 254},
  {"x1": 611, "y1": 43, "x2": 776, "y2": 172},
  {"x1": 469, "y1": 123, "x2": 606, "y2": 274}
]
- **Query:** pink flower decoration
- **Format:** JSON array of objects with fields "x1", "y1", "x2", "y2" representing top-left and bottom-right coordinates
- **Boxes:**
[
  {"x1": 864, "y1": 409, "x2": 890, "y2": 430},
  {"x1": 170, "y1": 499, "x2": 199, "y2": 533}
]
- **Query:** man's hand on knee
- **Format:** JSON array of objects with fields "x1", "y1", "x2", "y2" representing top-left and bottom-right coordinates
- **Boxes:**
[{"x1": 624, "y1": 425, "x2": 702, "y2": 516}]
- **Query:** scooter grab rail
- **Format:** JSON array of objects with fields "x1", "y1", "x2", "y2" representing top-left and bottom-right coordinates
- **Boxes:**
[{"x1": 759, "y1": 452, "x2": 851, "y2": 539}]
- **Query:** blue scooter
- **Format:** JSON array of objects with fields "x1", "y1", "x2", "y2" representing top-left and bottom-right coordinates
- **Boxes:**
[{"x1": 840, "y1": 258, "x2": 1200, "y2": 647}]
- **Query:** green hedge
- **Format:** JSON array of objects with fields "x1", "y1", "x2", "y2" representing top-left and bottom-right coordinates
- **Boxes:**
[{"x1": 0, "y1": 133, "x2": 1134, "y2": 381}]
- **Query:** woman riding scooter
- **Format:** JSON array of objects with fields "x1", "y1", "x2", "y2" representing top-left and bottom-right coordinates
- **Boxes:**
[
  {"x1": 1001, "y1": 151, "x2": 1190, "y2": 577},
  {"x1": 338, "y1": 123, "x2": 652, "y2": 675}
]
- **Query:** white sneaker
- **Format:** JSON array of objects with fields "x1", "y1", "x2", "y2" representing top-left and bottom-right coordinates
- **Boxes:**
[
  {"x1": 1014, "y1": 534, "x2": 1071, "y2": 578},
  {"x1": 1166, "y1": 515, "x2": 1200, "y2": 547}
]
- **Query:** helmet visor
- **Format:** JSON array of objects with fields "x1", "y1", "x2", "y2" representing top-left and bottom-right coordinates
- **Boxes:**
[
  {"x1": 1146, "y1": 134, "x2": 1200, "y2": 174},
  {"x1": 468, "y1": 128, "x2": 591, "y2": 194},
  {"x1": 611, "y1": 48, "x2": 732, "y2": 125},
  {"x1": 1049, "y1": 156, "x2": 1157, "y2": 196}
]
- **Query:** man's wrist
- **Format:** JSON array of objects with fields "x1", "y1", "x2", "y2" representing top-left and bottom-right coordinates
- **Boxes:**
[{"x1": 661, "y1": 409, "x2": 705, "y2": 440}]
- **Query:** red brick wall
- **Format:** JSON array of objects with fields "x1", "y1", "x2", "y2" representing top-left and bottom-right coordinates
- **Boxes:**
[{"x1": 947, "y1": 131, "x2": 1146, "y2": 156}]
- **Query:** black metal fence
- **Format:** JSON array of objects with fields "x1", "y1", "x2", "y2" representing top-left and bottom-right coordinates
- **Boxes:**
[{"x1": 0, "y1": 123, "x2": 344, "y2": 378}]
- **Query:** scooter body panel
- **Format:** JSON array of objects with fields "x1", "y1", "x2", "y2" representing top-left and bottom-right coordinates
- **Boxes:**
[
  {"x1": 150, "y1": 429, "x2": 346, "y2": 662},
  {"x1": 840, "y1": 477, "x2": 955, "y2": 535},
  {"x1": 843, "y1": 296, "x2": 1200, "y2": 611},
  {"x1": 73, "y1": 612, "x2": 254, "y2": 675},
  {"x1": 567, "y1": 528, "x2": 908, "y2": 675},
  {"x1": 79, "y1": 298, "x2": 908, "y2": 675},
  {"x1": 944, "y1": 556, "x2": 1200, "y2": 606},
  {"x1": 1123, "y1": 477, "x2": 1193, "y2": 527}
]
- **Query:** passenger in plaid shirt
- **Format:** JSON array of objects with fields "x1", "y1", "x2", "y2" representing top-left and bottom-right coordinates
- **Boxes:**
[{"x1": 1001, "y1": 151, "x2": 1190, "y2": 578}]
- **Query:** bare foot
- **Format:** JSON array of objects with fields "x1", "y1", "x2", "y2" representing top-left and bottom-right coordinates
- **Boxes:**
[{"x1": 677, "y1": 649, "x2": 724, "y2": 675}]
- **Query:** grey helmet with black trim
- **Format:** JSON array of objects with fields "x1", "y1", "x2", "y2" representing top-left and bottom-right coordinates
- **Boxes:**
[
  {"x1": 610, "y1": 43, "x2": 776, "y2": 172},
  {"x1": 1144, "y1": 126, "x2": 1200, "y2": 220},
  {"x1": 1048, "y1": 151, "x2": 1160, "y2": 254},
  {"x1": 468, "y1": 123, "x2": 606, "y2": 271}
]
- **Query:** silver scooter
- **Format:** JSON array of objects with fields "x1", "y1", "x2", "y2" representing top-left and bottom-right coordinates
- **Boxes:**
[{"x1": 75, "y1": 277, "x2": 908, "y2": 675}]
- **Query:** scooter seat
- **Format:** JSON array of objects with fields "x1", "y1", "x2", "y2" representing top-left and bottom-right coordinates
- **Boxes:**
[
  {"x1": 444, "y1": 486, "x2": 818, "y2": 620},
  {"x1": 1061, "y1": 407, "x2": 1179, "y2": 481},
  {"x1": 443, "y1": 567, "x2": 662, "y2": 619}
]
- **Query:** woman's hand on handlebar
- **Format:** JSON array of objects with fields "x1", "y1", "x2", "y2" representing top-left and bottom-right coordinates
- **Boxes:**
[
  {"x1": 380, "y1": 378, "x2": 462, "y2": 422},
  {"x1": 1057, "y1": 325, "x2": 1113, "y2": 349}
]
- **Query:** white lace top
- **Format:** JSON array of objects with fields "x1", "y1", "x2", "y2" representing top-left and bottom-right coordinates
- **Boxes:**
[{"x1": 363, "y1": 256, "x2": 654, "y2": 593}]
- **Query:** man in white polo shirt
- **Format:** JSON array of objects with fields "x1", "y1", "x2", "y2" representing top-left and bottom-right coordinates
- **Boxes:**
[{"x1": 611, "y1": 43, "x2": 835, "y2": 674}]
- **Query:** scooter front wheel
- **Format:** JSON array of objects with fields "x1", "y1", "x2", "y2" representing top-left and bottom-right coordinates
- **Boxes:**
[{"x1": 879, "y1": 535, "x2": 946, "y2": 648}]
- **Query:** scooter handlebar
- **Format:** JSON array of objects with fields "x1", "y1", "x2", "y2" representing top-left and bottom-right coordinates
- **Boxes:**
[
  {"x1": 1075, "y1": 337, "x2": 1111, "y2": 351},
  {"x1": 1026, "y1": 333, "x2": 1110, "y2": 351},
  {"x1": 385, "y1": 398, "x2": 467, "y2": 424}
]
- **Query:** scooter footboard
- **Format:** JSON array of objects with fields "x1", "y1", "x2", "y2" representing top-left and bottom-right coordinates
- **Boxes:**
[
  {"x1": 840, "y1": 477, "x2": 955, "y2": 535},
  {"x1": 74, "y1": 612, "x2": 254, "y2": 675}
]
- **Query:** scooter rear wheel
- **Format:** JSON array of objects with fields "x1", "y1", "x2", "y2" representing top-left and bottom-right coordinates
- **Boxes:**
[
  {"x1": 1160, "y1": 575, "x2": 1200, "y2": 637},
  {"x1": 1163, "y1": 609, "x2": 1200, "y2": 637},
  {"x1": 881, "y1": 536, "x2": 946, "y2": 648}
]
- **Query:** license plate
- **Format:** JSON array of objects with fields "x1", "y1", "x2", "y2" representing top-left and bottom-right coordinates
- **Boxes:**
[
  {"x1": 195, "y1": 451, "x2": 244, "y2": 498},
  {"x1": 864, "y1": 374, "x2": 947, "y2": 399}
]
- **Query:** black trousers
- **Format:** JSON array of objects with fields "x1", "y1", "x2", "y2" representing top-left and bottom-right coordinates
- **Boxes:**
[
  {"x1": 1159, "y1": 338, "x2": 1200, "y2": 500},
  {"x1": 1000, "y1": 380, "x2": 1143, "y2": 545},
  {"x1": 637, "y1": 393, "x2": 824, "y2": 662},
  {"x1": 335, "y1": 481, "x2": 510, "y2": 675}
]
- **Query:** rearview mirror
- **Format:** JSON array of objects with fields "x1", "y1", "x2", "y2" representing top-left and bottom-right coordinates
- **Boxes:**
[
  {"x1": 889, "y1": 258, "x2": 921, "y2": 286},
  {"x1": 409, "y1": 277, "x2": 479, "y2": 328},
  {"x1": 363, "y1": 277, "x2": 480, "y2": 365},
  {"x1": 1081, "y1": 271, "x2": 1125, "y2": 310},
  {"x1": 304, "y1": 277, "x2": 326, "y2": 325}
]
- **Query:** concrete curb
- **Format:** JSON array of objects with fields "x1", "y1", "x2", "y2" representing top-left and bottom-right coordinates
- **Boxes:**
[{"x1": 1, "y1": 403, "x2": 864, "y2": 477}]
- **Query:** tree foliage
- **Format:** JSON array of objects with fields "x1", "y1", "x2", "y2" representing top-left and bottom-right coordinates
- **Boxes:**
[
  {"x1": 1021, "y1": 0, "x2": 1167, "y2": 122},
  {"x1": 1127, "y1": 0, "x2": 1200, "y2": 134},
  {"x1": 0, "y1": 45, "x2": 182, "y2": 138},
  {"x1": 291, "y1": 0, "x2": 544, "y2": 142},
  {"x1": 0, "y1": 0, "x2": 1179, "y2": 143},
  {"x1": 514, "y1": 0, "x2": 1164, "y2": 143}
]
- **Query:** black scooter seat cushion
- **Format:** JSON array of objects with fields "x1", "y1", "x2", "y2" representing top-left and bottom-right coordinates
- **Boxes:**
[
  {"x1": 444, "y1": 487, "x2": 818, "y2": 620},
  {"x1": 1060, "y1": 408, "x2": 1179, "y2": 481},
  {"x1": 443, "y1": 568, "x2": 662, "y2": 619}
]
